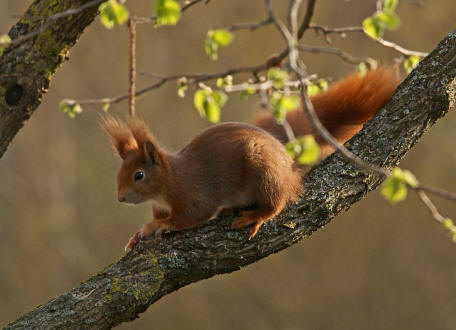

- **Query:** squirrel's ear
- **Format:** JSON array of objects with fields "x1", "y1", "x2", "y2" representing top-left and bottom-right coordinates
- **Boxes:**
[
  {"x1": 143, "y1": 141, "x2": 161, "y2": 165},
  {"x1": 101, "y1": 115, "x2": 138, "y2": 160}
]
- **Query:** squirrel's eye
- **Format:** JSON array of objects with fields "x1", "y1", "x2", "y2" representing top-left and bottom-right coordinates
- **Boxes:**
[{"x1": 134, "y1": 170, "x2": 145, "y2": 182}]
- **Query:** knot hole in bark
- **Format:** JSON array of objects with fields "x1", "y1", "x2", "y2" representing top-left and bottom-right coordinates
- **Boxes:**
[{"x1": 5, "y1": 84, "x2": 23, "y2": 106}]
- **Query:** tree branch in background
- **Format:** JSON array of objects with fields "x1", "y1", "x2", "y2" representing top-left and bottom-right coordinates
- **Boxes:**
[{"x1": 0, "y1": 0, "x2": 103, "y2": 159}]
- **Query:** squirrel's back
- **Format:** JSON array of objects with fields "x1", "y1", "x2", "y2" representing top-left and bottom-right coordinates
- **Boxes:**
[
  {"x1": 176, "y1": 122, "x2": 302, "y2": 206},
  {"x1": 255, "y1": 67, "x2": 400, "y2": 156}
]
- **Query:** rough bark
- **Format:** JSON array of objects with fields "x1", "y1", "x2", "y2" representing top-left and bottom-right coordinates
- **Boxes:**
[
  {"x1": 4, "y1": 30, "x2": 456, "y2": 329},
  {"x1": 0, "y1": 0, "x2": 101, "y2": 159}
]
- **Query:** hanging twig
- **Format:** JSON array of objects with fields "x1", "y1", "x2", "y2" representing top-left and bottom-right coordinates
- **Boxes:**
[{"x1": 128, "y1": 18, "x2": 137, "y2": 117}]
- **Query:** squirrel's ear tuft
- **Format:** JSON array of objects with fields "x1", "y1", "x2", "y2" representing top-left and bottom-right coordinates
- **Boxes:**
[
  {"x1": 126, "y1": 116, "x2": 162, "y2": 163},
  {"x1": 100, "y1": 115, "x2": 138, "y2": 159}
]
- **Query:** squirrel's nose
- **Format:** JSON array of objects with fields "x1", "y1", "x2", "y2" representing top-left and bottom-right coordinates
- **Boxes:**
[{"x1": 118, "y1": 194, "x2": 126, "y2": 203}]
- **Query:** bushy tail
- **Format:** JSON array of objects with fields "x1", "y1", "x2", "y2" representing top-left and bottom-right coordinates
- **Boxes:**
[{"x1": 255, "y1": 67, "x2": 400, "y2": 155}]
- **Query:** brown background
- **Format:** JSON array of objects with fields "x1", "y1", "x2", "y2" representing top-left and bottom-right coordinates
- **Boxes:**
[{"x1": 1, "y1": 0, "x2": 456, "y2": 329}]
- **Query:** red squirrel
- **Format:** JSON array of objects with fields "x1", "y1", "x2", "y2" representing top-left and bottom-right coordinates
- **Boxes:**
[
  {"x1": 255, "y1": 67, "x2": 399, "y2": 157},
  {"x1": 102, "y1": 117, "x2": 303, "y2": 250},
  {"x1": 103, "y1": 67, "x2": 398, "y2": 250}
]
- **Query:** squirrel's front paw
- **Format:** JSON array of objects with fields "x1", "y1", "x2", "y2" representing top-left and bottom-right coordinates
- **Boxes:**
[
  {"x1": 145, "y1": 220, "x2": 170, "y2": 237},
  {"x1": 125, "y1": 221, "x2": 171, "y2": 251},
  {"x1": 124, "y1": 231, "x2": 141, "y2": 251}
]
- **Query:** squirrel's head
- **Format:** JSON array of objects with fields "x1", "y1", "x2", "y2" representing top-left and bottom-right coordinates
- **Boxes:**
[{"x1": 101, "y1": 115, "x2": 167, "y2": 204}]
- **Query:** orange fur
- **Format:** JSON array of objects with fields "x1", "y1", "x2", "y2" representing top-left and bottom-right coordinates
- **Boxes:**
[
  {"x1": 100, "y1": 116, "x2": 138, "y2": 159},
  {"x1": 102, "y1": 116, "x2": 303, "y2": 250},
  {"x1": 255, "y1": 67, "x2": 400, "y2": 156}
]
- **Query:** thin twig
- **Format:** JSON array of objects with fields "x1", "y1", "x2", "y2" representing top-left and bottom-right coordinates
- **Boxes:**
[
  {"x1": 128, "y1": 19, "x2": 136, "y2": 116},
  {"x1": 298, "y1": 44, "x2": 377, "y2": 66},
  {"x1": 297, "y1": 0, "x2": 317, "y2": 39},
  {"x1": 415, "y1": 184, "x2": 456, "y2": 202},
  {"x1": 309, "y1": 23, "x2": 364, "y2": 35},
  {"x1": 375, "y1": 37, "x2": 428, "y2": 57},
  {"x1": 308, "y1": 23, "x2": 364, "y2": 43},
  {"x1": 416, "y1": 189, "x2": 447, "y2": 222},
  {"x1": 76, "y1": 64, "x2": 268, "y2": 105},
  {"x1": 308, "y1": 23, "x2": 428, "y2": 57},
  {"x1": 226, "y1": 17, "x2": 273, "y2": 32},
  {"x1": 289, "y1": 0, "x2": 303, "y2": 41},
  {"x1": 268, "y1": 0, "x2": 317, "y2": 66}
]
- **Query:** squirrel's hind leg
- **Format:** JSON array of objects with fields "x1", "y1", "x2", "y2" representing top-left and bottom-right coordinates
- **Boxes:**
[{"x1": 232, "y1": 204, "x2": 283, "y2": 239}]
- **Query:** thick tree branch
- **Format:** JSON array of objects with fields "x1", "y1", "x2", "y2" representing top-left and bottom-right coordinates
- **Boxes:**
[
  {"x1": 0, "y1": 0, "x2": 102, "y2": 159},
  {"x1": 5, "y1": 30, "x2": 456, "y2": 330}
]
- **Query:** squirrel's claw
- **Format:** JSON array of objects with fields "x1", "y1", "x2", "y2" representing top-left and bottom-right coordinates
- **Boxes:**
[
  {"x1": 125, "y1": 221, "x2": 170, "y2": 251},
  {"x1": 124, "y1": 231, "x2": 141, "y2": 252}
]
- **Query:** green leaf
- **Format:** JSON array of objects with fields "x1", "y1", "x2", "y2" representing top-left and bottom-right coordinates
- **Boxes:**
[
  {"x1": 240, "y1": 87, "x2": 257, "y2": 100},
  {"x1": 318, "y1": 79, "x2": 329, "y2": 91},
  {"x1": 216, "y1": 75, "x2": 233, "y2": 88},
  {"x1": 383, "y1": 0, "x2": 398, "y2": 12},
  {"x1": 99, "y1": 0, "x2": 129, "y2": 29},
  {"x1": 306, "y1": 83, "x2": 321, "y2": 96},
  {"x1": 376, "y1": 11, "x2": 401, "y2": 30},
  {"x1": 204, "y1": 99, "x2": 221, "y2": 123},
  {"x1": 154, "y1": 0, "x2": 181, "y2": 26},
  {"x1": 286, "y1": 135, "x2": 320, "y2": 165},
  {"x1": 392, "y1": 167, "x2": 418, "y2": 188},
  {"x1": 267, "y1": 68, "x2": 288, "y2": 89},
  {"x1": 212, "y1": 29, "x2": 234, "y2": 46},
  {"x1": 193, "y1": 89, "x2": 207, "y2": 117},
  {"x1": 357, "y1": 62, "x2": 368, "y2": 77},
  {"x1": 59, "y1": 99, "x2": 82, "y2": 118},
  {"x1": 270, "y1": 93, "x2": 299, "y2": 122},
  {"x1": 205, "y1": 30, "x2": 234, "y2": 61},
  {"x1": 176, "y1": 77, "x2": 188, "y2": 98},
  {"x1": 102, "y1": 98, "x2": 111, "y2": 112},
  {"x1": 59, "y1": 99, "x2": 72, "y2": 113},
  {"x1": 381, "y1": 176, "x2": 407, "y2": 203},
  {"x1": 212, "y1": 90, "x2": 228, "y2": 108},
  {"x1": 280, "y1": 95, "x2": 300, "y2": 111},
  {"x1": 363, "y1": 16, "x2": 383, "y2": 40},
  {"x1": 193, "y1": 89, "x2": 227, "y2": 123},
  {"x1": 297, "y1": 135, "x2": 320, "y2": 164},
  {"x1": 205, "y1": 34, "x2": 219, "y2": 60},
  {"x1": 443, "y1": 218, "x2": 454, "y2": 230},
  {"x1": 404, "y1": 55, "x2": 420, "y2": 74},
  {"x1": 381, "y1": 168, "x2": 419, "y2": 203},
  {"x1": 0, "y1": 34, "x2": 11, "y2": 56}
]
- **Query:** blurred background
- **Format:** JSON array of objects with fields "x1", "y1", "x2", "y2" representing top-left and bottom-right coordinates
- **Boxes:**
[{"x1": 1, "y1": 0, "x2": 456, "y2": 329}]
